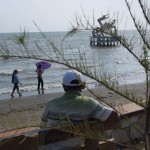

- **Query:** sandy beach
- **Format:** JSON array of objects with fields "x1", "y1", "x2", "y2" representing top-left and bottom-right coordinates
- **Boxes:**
[{"x1": 0, "y1": 82, "x2": 147, "y2": 134}]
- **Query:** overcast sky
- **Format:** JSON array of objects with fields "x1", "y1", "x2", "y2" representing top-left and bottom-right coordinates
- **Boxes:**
[{"x1": 0, "y1": 0, "x2": 144, "y2": 33}]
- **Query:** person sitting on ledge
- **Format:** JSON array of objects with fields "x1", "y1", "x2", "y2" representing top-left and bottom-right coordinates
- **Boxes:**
[{"x1": 41, "y1": 70, "x2": 120, "y2": 132}]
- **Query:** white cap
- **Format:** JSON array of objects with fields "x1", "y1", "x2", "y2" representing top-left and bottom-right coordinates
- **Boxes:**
[{"x1": 62, "y1": 70, "x2": 83, "y2": 86}]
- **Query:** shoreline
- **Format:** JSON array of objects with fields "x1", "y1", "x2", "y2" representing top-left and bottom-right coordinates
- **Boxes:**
[
  {"x1": 0, "y1": 81, "x2": 147, "y2": 101},
  {"x1": 0, "y1": 87, "x2": 64, "y2": 101},
  {"x1": 0, "y1": 81, "x2": 147, "y2": 133}
]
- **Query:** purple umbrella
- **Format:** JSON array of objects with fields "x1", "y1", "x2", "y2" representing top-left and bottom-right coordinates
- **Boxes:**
[{"x1": 36, "y1": 61, "x2": 51, "y2": 69}]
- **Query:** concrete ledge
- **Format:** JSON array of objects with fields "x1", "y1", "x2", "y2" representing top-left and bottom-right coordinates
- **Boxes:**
[
  {"x1": 116, "y1": 102, "x2": 144, "y2": 117},
  {"x1": 0, "y1": 127, "x2": 40, "y2": 140}
]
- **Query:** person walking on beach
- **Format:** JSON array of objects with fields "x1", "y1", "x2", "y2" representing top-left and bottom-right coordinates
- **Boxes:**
[
  {"x1": 41, "y1": 70, "x2": 120, "y2": 131},
  {"x1": 36, "y1": 65, "x2": 44, "y2": 90},
  {"x1": 11, "y1": 70, "x2": 22, "y2": 97}
]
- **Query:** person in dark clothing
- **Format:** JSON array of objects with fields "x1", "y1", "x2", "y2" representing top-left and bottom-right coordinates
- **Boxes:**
[
  {"x1": 11, "y1": 70, "x2": 22, "y2": 97},
  {"x1": 36, "y1": 65, "x2": 44, "y2": 90}
]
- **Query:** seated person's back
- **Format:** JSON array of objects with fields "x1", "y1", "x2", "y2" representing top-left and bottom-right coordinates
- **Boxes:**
[{"x1": 41, "y1": 70, "x2": 120, "y2": 131}]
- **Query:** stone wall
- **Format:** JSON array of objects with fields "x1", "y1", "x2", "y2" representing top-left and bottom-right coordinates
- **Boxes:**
[{"x1": 111, "y1": 103, "x2": 145, "y2": 143}]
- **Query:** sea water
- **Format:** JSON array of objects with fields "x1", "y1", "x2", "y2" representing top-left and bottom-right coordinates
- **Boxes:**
[{"x1": 0, "y1": 31, "x2": 146, "y2": 100}]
